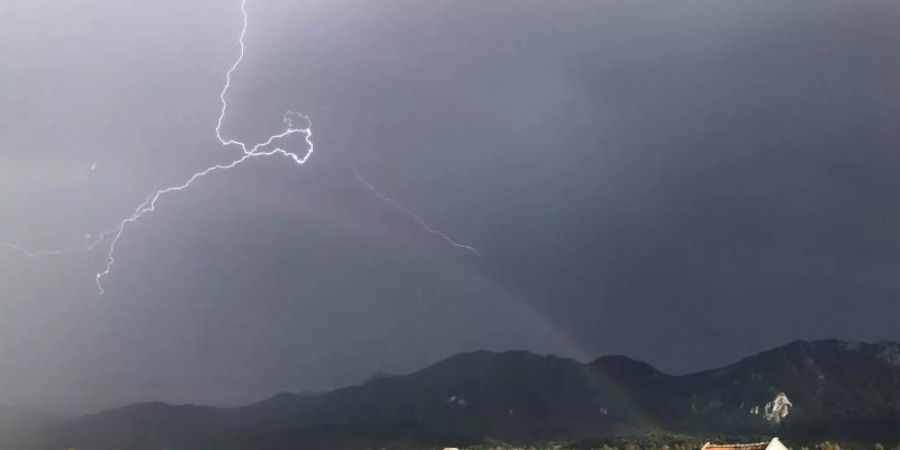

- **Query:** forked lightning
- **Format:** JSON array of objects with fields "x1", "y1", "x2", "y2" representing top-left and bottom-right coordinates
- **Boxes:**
[
  {"x1": 3, "y1": 0, "x2": 479, "y2": 294},
  {"x1": 3, "y1": 0, "x2": 313, "y2": 294}
]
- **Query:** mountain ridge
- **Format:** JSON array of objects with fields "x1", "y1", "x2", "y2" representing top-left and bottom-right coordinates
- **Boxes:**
[{"x1": 10, "y1": 339, "x2": 900, "y2": 449}]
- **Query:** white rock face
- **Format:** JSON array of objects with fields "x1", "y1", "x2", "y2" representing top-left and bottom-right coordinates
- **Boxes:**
[
  {"x1": 876, "y1": 342, "x2": 900, "y2": 367},
  {"x1": 445, "y1": 394, "x2": 467, "y2": 406},
  {"x1": 804, "y1": 357, "x2": 824, "y2": 381},
  {"x1": 842, "y1": 341, "x2": 862, "y2": 352},
  {"x1": 764, "y1": 392, "x2": 793, "y2": 424}
]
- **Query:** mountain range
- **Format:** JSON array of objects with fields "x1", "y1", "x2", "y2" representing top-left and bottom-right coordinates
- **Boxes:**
[{"x1": 5, "y1": 339, "x2": 900, "y2": 449}]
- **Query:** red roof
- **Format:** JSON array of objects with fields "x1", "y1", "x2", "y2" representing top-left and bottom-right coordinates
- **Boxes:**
[{"x1": 702, "y1": 442, "x2": 770, "y2": 450}]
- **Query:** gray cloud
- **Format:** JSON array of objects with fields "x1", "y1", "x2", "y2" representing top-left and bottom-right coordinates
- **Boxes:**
[{"x1": 3, "y1": 0, "x2": 900, "y2": 414}]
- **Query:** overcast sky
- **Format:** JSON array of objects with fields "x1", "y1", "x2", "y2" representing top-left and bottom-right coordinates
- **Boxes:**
[{"x1": 3, "y1": 0, "x2": 900, "y2": 415}]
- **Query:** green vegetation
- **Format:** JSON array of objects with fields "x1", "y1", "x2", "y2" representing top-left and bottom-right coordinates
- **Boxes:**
[
  {"x1": 459, "y1": 446, "x2": 900, "y2": 450},
  {"x1": 455, "y1": 434, "x2": 900, "y2": 450}
]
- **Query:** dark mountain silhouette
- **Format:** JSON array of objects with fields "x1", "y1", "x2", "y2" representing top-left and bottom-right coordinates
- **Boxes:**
[{"x1": 11, "y1": 340, "x2": 900, "y2": 449}]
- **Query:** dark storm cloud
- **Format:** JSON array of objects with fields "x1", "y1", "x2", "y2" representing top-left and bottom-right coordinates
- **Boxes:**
[{"x1": 3, "y1": 0, "x2": 900, "y2": 414}]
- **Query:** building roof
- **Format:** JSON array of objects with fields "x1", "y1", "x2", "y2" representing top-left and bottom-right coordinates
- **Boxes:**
[
  {"x1": 702, "y1": 443, "x2": 769, "y2": 450},
  {"x1": 702, "y1": 438, "x2": 788, "y2": 450}
]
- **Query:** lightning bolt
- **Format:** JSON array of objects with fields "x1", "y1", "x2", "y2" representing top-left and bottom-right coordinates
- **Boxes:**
[
  {"x1": 2, "y1": 0, "x2": 313, "y2": 294},
  {"x1": 352, "y1": 168, "x2": 481, "y2": 258},
  {"x1": 0, "y1": 243, "x2": 77, "y2": 259},
  {"x1": 2, "y1": 221, "x2": 139, "y2": 259},
  {"x1": 4, "y1": 0, "x2": 478, "y2": 292},
  {"x1": 93, "y1": 0, "x2": 313, "y2": 294}
]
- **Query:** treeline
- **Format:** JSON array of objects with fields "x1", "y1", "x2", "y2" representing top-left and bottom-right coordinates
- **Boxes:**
[{"x1": 461, "y1": 433, "x2": 900, "y2": 450}]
